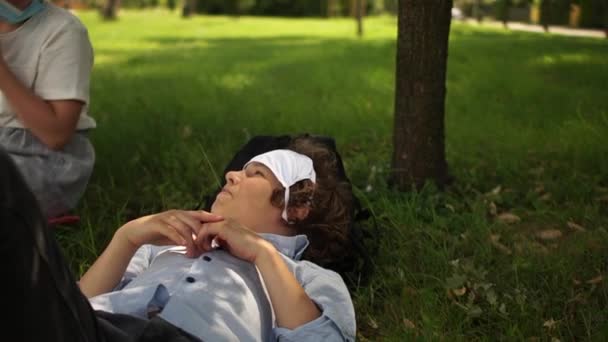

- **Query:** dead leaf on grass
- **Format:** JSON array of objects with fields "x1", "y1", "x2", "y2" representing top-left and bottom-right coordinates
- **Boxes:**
[
  {"x1": 181, "y1": 125, "x2": 192, "y2": 138},
  {"x1": 595, "y1": 195, "x2": 608, "y2": 203},
  {"x1": 529, "y1": 167, "x2": 545, "y2": 176},
  {"x1": 539, "y1": 193, "x2": 552, "y2": 201},
  {"x1": 489, "y1": 185, "x2": 502, "y2": 196},
  {"x1": 367, "y1": 317, "x2": 378, "y2": 329},
  {"x1": 489, "y1": 234, "x2": 512, "y2": 255},
  {"x1": 586, "y1": 275, "x2": 603, "y2": 285},
  {"x1": 543, "y1": 318, "x2": 558, "y2": 330},
  {"x1": 452, "y1": 286, "x2": 467, "y2": 297},
  {"x1": 488, "y1": 202, "x2": 497, "y2": 216},
  {"x1": 536, "y1": 229, "x2": 563, "y2": 241},
  {"x1": 445, "y1": 203, "x2": 455, "y2": 212},
  {"x1": 497, "y1": 212, "x2": 521, "y2": 224},
  {"x1": 532, "y1": 241, "x2": 550, "y2": 254},
  {"x1": 573, "y1": 279, "x2": 582, "y2": 286},
  {"x1": 534, "y1": 184, "x2": 545, "y2": 194},
  {"x1": 403, "y1": 318, "x2": 416, "y2": 330},
  {"x1": 567, "y1": 221, "x2": 586, "y2": 232}
]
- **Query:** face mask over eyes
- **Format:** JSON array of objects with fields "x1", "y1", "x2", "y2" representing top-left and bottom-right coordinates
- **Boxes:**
[{"x1": 0, "y1": 0, "x2": 46, "y2": 24}]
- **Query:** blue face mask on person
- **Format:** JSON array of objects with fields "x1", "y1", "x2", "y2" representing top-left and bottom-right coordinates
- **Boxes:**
[{"x1": 0, "y1": 0, "x2": 46, "y2": 24}]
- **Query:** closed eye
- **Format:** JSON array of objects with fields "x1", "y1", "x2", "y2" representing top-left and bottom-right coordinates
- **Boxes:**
[{"x1": 245, "y1": 166, "x2": 266, "y2": 178}]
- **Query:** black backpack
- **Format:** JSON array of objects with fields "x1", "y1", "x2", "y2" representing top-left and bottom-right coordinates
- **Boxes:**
[{"x1": 195, "y1": 134, "x2": 378, "y2": 287}]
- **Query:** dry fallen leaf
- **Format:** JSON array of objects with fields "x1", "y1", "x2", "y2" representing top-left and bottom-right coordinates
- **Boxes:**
[
  {"x1": 543, "y1": 318, "x2": 558, "y2": 330},
  {"x1": 445, "y1": 203, "x2": 455, "y2": 212},
  {"x1": 539, "y1": 193, "x2": 552, "y2": 201},
  {"x1": 488, "y1": 202, "x2": 498, "y2": 216},
  {"x1": 586, "y1": 275, "x2": 603, "y2": 285},
  {"x1": 531, "y1": 241, "x2": 550, "y2": 254},
  {"x1": 497, "y1": 212, "x2": 521, "y2": 224},
  {"x1": 181, "y1": 125, "x2": 192, "y2": 138},
  {"x1": 567, "y1": 221, "x2": 586, "y2": 232},
  {"x1": 367, "y1": 317, "x2": 378, "y2": 329},
  {"x1": 534, "y1": 184, "x2": 545, "y2": 194},
  {"x1": 595, "y1": 195, "x2": 608, "y2": 203},
  {"x1": 573, "y1": 279, "x2": 582, "y2": 286},
  {"x1": 403, "y1": 318, "x2": 416, "y2": 330},
  {"x1": 529, "y1": 167, "x2": 544, "y2": 176},
  {"x1": 490, "y1": 234, "x2": 512, "y2": 255},
  {"x1": 490, "y1": 185, "x2": 502, "y2": 196},
  {"x1": 452, "y1": 286, "x2": 467, "y2": 297},
  {"x1": 536, "y1": 229, "x2": 563, "y2": 241}
]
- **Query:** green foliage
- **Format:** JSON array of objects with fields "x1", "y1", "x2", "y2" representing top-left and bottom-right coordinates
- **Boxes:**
[{"x1": 69, "y1": 10, "x2": 608, "y2": 340}]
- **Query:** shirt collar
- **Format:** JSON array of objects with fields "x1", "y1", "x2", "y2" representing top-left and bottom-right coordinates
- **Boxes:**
[{"x1": 259, "y1": 233, "x2": 309, "y2": 260}]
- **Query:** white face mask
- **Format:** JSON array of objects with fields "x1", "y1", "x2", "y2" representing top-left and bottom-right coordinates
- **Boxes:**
[
  {"x1": 244, "y1": 150, "x2": 316, "y2": 221},
  {"x1": 0, "y1": 0, "x2": 46, "y2": 24}
]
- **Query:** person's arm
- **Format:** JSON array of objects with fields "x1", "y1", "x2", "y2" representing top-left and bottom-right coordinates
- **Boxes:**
[
  {"x1": 79, "y1": 210, "x2": 223, "y2": 298},
  {"x1": 254, "y1": 241, "x2": 321, "y2": 329},
  {"x1": 195, "y1": 220, "x2": 320, "y2": 329},
  {"x1": 0, "y1": 59, "x2": 81, "y2": 150}
]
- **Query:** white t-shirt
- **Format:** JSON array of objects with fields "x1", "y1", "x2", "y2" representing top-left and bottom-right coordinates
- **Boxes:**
[{"x1": 0, "y1": 2, "x2": 95, "y2": 130}]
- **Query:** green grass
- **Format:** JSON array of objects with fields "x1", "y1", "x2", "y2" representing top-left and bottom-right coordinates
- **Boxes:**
[{"x1": 59, "y1": 9, "x2": 608, "y2": 341}]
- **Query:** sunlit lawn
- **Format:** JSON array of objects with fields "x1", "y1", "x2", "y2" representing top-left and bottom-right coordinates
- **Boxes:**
[{"x1": 60, "y1": 9, "x2": 608, "y2": 340}]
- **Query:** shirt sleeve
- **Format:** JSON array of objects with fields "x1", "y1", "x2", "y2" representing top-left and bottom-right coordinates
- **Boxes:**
[
  {"x1": 113, "y1": 244, "x2": 153, "y2": 291},
  {"x1": 272, "y1": 263, "x2": 356, "y2": 341},
  {"x1": 35, "y1": 19, "x2": 93, "y2": 104}
]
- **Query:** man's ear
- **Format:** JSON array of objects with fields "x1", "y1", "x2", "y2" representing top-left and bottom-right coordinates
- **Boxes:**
[{"x1": 287, "y1": 206, "x2": 310, "y2": 222}]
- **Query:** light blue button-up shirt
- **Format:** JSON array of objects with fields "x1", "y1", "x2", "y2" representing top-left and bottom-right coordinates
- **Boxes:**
[{"x1": 89, "y1": 234, "x2": 356, "y2": 341}]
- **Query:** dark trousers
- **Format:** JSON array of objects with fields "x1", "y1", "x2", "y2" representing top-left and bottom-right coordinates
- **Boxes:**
[{"x1": 0, "y1": 148, "x2": 200, "y2": 342}]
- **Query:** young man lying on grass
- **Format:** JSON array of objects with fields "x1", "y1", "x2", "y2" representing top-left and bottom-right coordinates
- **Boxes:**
[{"x1": 2, "y1": 137, "x2": 356, "y2": 341}]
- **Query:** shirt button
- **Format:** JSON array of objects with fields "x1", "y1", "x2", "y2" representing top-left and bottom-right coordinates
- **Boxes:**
[{"x1": 185, "y1": 276, "x2": 195, "y2": 283}]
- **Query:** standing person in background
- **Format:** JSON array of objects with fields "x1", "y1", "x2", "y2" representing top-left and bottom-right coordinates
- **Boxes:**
[{"x1": 0, "y1": 0, "x2": 95, "y2": 219}]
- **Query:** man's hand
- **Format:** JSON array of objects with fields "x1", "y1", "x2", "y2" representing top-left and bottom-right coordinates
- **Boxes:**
[
  {"x1": 194, "y1": 219, "x2": 273, "y2": 263},
  {"x1": 116, "y1": 210, "x2": 224, "y2": 258}
]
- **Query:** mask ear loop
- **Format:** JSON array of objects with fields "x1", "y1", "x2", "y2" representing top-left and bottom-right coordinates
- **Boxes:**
[{"x1": 282, "y1": 186, "x2": 290, "y2": 221}]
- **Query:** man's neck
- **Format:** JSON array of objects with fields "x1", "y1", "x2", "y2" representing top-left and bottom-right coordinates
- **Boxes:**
[
  {"x1": 0, "y1": 0, "x2": 35, "y2": 33},
  {"x1": 6, "y1": 0, "x2": 32, "y2": 10}
]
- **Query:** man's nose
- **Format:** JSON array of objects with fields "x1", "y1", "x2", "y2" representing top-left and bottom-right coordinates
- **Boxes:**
[{"x1": 225, "y1": 170, "x2": 241, "y2": 184}]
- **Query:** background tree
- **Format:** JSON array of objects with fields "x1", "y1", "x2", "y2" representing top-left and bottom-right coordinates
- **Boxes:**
[
  {"x1": 182, "y1": 0, "x2": 198, "y2": 17},
  {"x1": 474, "y1": 0, "x2": 484, "y2": 22},
  {"x1": 352, "y1": 0, "x2": 365, "y2": 36},
  {"x1": 101, "y1": 0, "x2": 120, "y2": 20},
  {"x1": 391, "y1": 0, "x2": 452, "y2": 190},
  {"x1": 495, "y1": 0, "x2": 512, "y2": 27}
]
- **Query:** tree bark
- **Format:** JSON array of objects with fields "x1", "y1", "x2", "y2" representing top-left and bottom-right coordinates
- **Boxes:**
[
  {"x1": 391, "y1": 0, "x2": 452, "y2": 190},
  {"x1": 356, "y1": 0, "x2": 364, "y2": 37},
  {"x1": 101, "y1": 0, "x2": 119, "y2": 20},
  {"x1": 349, "y1": 0, "x2": 366, "y2": 36},
  {"x1": 182, "y1": 0, "x2": 198, "y2": 18},
  {"x1": 474, "y1": 0, "x2": 483, "y2": 23}
]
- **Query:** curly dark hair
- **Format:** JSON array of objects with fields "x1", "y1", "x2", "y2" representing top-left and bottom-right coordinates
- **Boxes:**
[{"x1": 269, "y1": 137, "x2": 354, "y2": 267}]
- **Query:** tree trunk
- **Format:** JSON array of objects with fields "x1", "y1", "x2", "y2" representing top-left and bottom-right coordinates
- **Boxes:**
[
  {"x1": 101, "y1": 0, "x2": 119, "y2": 20},
  {"x1": 182, "y1": 0, "x2": 197, "y2": 18},
  {"x1": 356, "y1": 0, "x2": 364, "y2": 37},
  {"x1": 349, "y1": 0, "x2": 366, "y2": 36},
  {"x1": 474, "y1": 0, "x2": 483, "y2": 23},
  {"x1": 391, "y1": 0, "x2": 452, "y2": 190}
]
